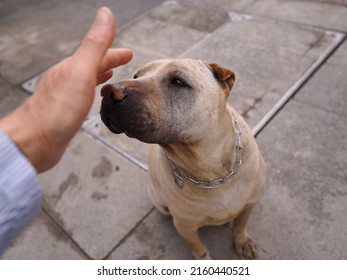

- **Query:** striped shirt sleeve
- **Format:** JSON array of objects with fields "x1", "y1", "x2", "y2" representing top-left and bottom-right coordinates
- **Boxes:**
[{"x1": 0, "y1": 129, "x2": 42, "y2": 256}]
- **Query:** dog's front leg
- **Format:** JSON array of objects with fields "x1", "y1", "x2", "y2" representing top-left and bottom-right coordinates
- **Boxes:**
[
  {"x1": 173, "y1": 219, "x2": 212, "y2": 260},
  {"x1": 232, "y1": 203, "x2": 257, "y2": 259}
]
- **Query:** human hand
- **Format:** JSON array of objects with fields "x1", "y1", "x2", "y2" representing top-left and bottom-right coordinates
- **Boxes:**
[{"x1": 0, "y1": 7, "x2": 132, "y2": 172}]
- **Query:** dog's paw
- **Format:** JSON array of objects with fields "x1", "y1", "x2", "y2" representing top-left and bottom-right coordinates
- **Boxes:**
[
  {"x1": 193, "y1": 250, "x2": 213, "y2": 260},
  {"x1": 233, "y1": 235, "x2": 257, "y2": 259}
]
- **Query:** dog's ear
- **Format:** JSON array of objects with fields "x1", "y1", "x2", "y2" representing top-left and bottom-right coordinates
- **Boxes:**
[{"x1": 207, "y1": 62, "x2": 235, "y2": 92}]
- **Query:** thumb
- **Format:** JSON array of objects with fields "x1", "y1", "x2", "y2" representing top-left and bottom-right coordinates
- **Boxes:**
[{"x1": 73, "y1": 7, "x2": 115, "y2": 73}]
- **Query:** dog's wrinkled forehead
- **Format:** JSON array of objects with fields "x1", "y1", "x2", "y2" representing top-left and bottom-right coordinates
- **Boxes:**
[
  {"x1": 133, "y1": 59, "x2": 235, "y2": 93},
  {"x1": 134, "y1": 59, "x2": 210, "y2": 82}
]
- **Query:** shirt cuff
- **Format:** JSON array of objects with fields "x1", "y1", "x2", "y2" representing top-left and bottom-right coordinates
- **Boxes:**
[{"x1": 0, "y1": 129, "x2": 43, "y2": 256}]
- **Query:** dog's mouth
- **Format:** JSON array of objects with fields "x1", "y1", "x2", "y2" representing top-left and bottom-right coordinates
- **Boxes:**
[
  {"x1": 102, "y1": 117, "x2": 127, "y2": 135},
  {"x1": 107, "y1": 119, "x2": 123, "y2": 134},
  {"x1": 102, "y1": 114, "x2": 149, "y2": 140}
]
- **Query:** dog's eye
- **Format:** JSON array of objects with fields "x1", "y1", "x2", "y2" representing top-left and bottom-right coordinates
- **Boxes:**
[
  {"x1": 133, "y1": 74, "x2": 138, "y2": 79},
  {"x1": 170, "y1": 77, "x2": 190, "y2": 88},
  {"x1": 172, "y1": 78, "x2": 183, "y2": 86}
]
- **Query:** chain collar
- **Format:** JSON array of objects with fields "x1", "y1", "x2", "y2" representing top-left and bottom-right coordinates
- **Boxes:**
[{"x1": 164, "y1": 113, "x2": 244, "y2": 189}]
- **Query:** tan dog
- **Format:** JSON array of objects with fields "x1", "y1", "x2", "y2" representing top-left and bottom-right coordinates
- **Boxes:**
[{"x1": 100, "y1": 59, "x2": 266, "y2": 259}]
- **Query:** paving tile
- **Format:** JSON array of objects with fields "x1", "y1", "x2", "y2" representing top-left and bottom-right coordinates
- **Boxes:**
[
  {"x1": 114, "y1": 3, "x2": 229, "y2": 58},
  {"x1": 148, "y1": 1, "x2": 230, "y2": 33},
  {"x1": 0, "y1": 0, "x2": 166, "y2": 84},
  {"x1": 293, "y1": 40, "x2": 347, "y2": 118},
  {"x1": 184, "y1": 0, "x2": 347, "y2": 32},
  {"x1": 2, "y1": 212, "x2": 86, "y2": 260},
  {"x1": 243, "y1": 0, "x2": 347, "y2": 32},
  {"x1": 255, "y1": 99, "x2": 347, "y2": 259},
  {"x1": 107, "y1": 210, "x2": 191, "y2": 260},
  {"x1": 0, "y1": 15, "x2": 81, "y2": 84},
  {"x1": 295, "y1": 64, "x2": 347, "y2": 118},
  {"x1": 116, "y1": 17, "x2": 205, "y2": 58},
  {"x1": 327, "y1": 39, "x2": 347, "y2": 67},
  {"x1": 39, "y1": 131, "x2": 153, "y2": 259},
  {"x1": 0, "y1": 78, "x2": 28, "y2": 118}
]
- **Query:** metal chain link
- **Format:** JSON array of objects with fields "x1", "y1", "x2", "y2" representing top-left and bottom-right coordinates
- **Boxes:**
[{"x1": 164, "y1": 113, "x2": 244, "y2": 189}]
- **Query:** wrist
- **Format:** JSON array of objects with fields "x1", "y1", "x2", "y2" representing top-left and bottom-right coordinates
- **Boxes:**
[{"x1": 0, "y1": 99, "x2": 49, "y2": 172}]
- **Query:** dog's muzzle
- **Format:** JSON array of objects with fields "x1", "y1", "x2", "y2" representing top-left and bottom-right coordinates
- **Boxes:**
[{"x1": 100, "y1": 82, "x2": 154, "y2": 139}]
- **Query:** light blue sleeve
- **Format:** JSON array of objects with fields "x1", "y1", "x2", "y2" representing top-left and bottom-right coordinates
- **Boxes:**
[{"x1": 0, "y1": 130, "x2": 43, "y2": 256}]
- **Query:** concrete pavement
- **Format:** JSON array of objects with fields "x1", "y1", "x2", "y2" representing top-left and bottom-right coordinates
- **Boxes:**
[{"x1": 1, "y1": 0, "x2": 346, "y2": 259}]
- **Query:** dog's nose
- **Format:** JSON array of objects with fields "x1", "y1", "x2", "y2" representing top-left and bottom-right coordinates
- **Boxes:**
[{"x1": 101, "y1": 84, "x2": 127, "y2": 101}]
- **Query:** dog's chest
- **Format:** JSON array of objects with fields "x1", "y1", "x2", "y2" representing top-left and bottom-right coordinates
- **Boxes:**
[{"x1": 166, "y1": 180, "x2": 252, "y2": 224}]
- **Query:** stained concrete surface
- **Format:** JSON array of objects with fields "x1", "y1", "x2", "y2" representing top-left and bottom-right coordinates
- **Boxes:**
[
  {"x1": 1, "y1": 0, "x2": 346, "y2": 259},
  {"x1": 40, "y1": 131, "x2": 153, "y2": 260}
]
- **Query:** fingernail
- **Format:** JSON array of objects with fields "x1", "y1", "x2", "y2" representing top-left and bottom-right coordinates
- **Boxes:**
[{"x1": 94, "y1": 7, "x2": 112, "y2": 26}]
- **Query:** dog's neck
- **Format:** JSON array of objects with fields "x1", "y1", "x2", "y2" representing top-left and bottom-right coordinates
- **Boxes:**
[{"x1": 160, "y1": 108, "x2": 243, "y2": 186}]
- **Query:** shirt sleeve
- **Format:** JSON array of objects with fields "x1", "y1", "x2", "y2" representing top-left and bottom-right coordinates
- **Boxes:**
[{"x1": 0, "y1": 129, "x2": 43, "y2": 256}]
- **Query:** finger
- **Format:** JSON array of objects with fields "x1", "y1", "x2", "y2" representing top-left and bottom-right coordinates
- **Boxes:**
[
  {"x1": 97, "y1": 70, "x2": 113, "y2": 85},
  {"x1": 73, "y1": 7, "x2": 115, "y2": 74},
  {"x1": 98, "y1": 48, "x2": 133, "y2": 74}
]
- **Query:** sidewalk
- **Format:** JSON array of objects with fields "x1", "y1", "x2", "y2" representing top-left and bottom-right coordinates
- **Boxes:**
[{"x1": 1, "y1": 0, "x2": 346, "y2": 259}]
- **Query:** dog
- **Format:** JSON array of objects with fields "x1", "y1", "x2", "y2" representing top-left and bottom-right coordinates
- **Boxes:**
[{"x1": 100, "y1": 59, "x2": 266, "y2": 259}]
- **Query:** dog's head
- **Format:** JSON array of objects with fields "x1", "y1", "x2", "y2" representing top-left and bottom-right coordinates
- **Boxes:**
[{"x1": 100, "y1": 59, "x2": 235, "y2": 144}]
